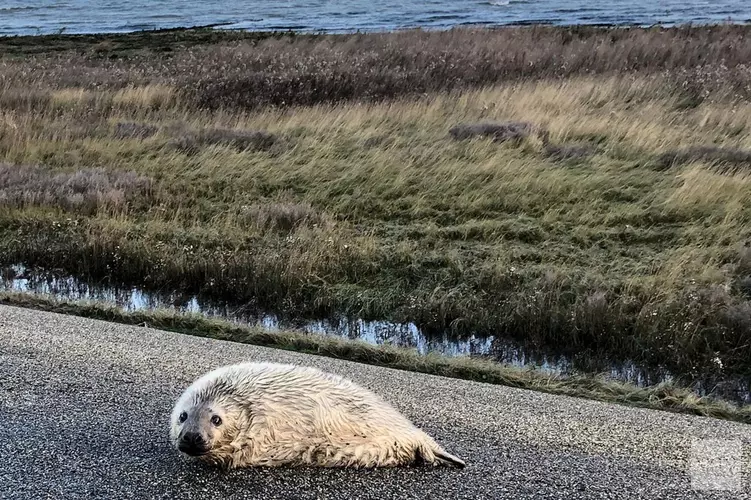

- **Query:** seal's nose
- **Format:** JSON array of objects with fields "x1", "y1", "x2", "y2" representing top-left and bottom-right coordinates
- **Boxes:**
[{"x1": 178, "y1": 432, "x2": 208, "y2": 456}]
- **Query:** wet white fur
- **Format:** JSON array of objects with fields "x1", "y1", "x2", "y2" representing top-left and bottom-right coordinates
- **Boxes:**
[{"x1": 169, "y1": 362, "x2": 465, "y2": 469}]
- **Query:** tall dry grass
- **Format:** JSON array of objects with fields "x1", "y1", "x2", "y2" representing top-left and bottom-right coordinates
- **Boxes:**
[
  {"x1": 0, "y1": 164, "x2": 152, "y2": 214},
  {"x1": 2, "y1": 25, "x2": 751, "y2": 111}
]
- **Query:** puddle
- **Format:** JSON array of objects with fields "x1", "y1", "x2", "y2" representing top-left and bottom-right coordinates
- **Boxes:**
[{"x1": 2, "y1": 263, "x2": 749, "y2": 403}]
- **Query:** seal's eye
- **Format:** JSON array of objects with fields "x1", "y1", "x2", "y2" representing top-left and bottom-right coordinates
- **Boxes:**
[
  {"x1": 178, "y1": 411, "x2": 188, "y2": 423},
  {"x1": 210, "y1": 415, "x2": 222, "y2": 427}
]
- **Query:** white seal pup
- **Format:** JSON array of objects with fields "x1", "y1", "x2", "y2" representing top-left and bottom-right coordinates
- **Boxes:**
[{"x1": 169, "y1": 361, "x2": 466, "y2": 469}]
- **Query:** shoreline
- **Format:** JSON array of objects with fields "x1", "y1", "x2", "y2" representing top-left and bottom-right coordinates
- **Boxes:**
[
  {"x1": 2, "y1": 291, "x2": 750, "y2": 424},
  {"x1": 2, "y1": 19, "x2": 751, "y2": 39},
  {"x1": 2, "y1": 18, "x2": 751, "y2": 39}
]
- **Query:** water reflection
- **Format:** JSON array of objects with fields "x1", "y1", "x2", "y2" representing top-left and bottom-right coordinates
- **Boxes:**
[{"x1": 4, "y1": 263, "x2": 747, "y2": 403}]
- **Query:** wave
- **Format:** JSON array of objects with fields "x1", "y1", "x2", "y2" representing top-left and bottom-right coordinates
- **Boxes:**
[
  {"x1": 0, "y1": 6, "x2": 38, "y2": 12},
  {"x1": 487, "y1": 0, "x2": 530, "y2": 5}
]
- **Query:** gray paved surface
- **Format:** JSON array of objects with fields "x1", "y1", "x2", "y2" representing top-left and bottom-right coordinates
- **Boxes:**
[{"x1": 1, "y1": 304, "x2": 751, "y2": 499}]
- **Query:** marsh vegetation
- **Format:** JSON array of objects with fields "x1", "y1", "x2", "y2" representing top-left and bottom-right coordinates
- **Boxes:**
[{"x1": 2, "y1": 25, "x2": 751, "y2": 396}]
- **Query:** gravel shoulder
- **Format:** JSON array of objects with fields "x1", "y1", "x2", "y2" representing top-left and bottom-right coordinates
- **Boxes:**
[{"x1": 1, "y1": 304, "x2": 750, "y2": 499}]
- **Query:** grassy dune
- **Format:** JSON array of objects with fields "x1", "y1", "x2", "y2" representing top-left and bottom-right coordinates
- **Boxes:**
[{"x1": 2, "y1": 26, "x2": 751, "y2": 388}]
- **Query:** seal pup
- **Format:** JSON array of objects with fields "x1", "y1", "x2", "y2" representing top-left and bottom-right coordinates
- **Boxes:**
[{"x1": 169, "y1": 361, "x2": 465, "y2": 469}]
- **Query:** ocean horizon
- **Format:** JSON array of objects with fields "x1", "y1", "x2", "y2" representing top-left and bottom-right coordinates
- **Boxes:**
[{"x1": 1, "y1": 0, "x2": 750, "y2": 36}]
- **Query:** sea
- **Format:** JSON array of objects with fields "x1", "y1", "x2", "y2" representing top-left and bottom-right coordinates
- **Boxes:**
[{"x1": 0, "y1": 0, "x2": 750, "y2": 36}]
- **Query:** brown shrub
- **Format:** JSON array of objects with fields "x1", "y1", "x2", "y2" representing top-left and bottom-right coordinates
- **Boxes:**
[
  {"x1": 5, "y1": 26, "x2": 751, "y2": 110},
  {"x1": 112, "y1": 121, "x2": 159, "y2": 140},
  {"x1": 448, "y1": 121, "x2": 534, "y2": 143},
  {"x1": 0, "y1": 89, "x2": 51, "y2": 112},
  {"x1": 737, "y1": 243, "x2": 751, "y2": 276},
  {"x1": 362, "y1": 135, "x2": 394, "y2": 149},
  {"x1": 242, "y1": 202, "x2": 325, "y2": 232},
  {"x1": 0, "y1": 164, "x2": 152, "y2": 214},
  {"x1": 544, "y1": 143, "x2": 595, "y2": 161},
  {"x1": 656, "y1": 146, "x2": 751, "y2": 171},
  {"x1": 187, "y1": 26, "x2": 751, "y2": 110},
  {"x1": 169, "y1": 127, "x2": 278, "y2": 154},
  {"x1": 736, "y1": 276, "x2": 751, "y2": 298}
]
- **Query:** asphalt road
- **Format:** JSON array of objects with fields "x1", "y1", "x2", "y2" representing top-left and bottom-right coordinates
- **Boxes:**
[{"x1": 1, "y1": 304, "x2": 751, "y2": 499}]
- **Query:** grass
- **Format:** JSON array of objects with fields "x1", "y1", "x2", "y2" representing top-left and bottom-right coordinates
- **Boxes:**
[
  {"x1": 2, "y1": 291, "x2": 750, "y2": 424},
  {"x1": 0, "y1": 163, "x2": 152, "y2": 213},
  {"x1": 167, "y1": 126, "x2": 279, "y2": 154},
  {"x1": 0, "y1": 25, "x2": 288, "y2": 57},
  {"x1": 656, "y1": 145, "x2": 751, "y2": 171},
  {"x1": 2, "y1": 26, "x2": 751, "y2": 396},
  {"x1": 3, "y1": 25, "x2": 751, "y2": 111}
]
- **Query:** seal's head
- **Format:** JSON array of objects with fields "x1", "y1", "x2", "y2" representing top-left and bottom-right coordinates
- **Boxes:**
[
  {"x1": 169, "y1": 373, "x2": 245, "y2": 464},
  {"x1": 170, "y1": 402, "x2": 228, "y2": 457}
]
